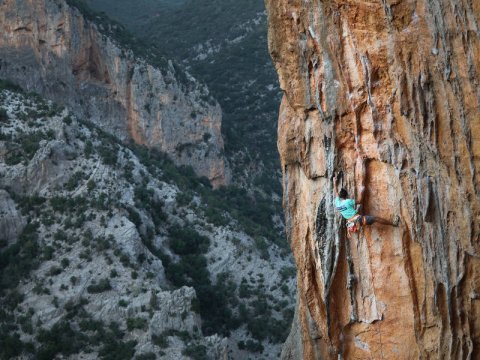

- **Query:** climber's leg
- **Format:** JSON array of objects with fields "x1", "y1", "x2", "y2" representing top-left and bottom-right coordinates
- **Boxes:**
[{"x1": 361, "y1": 215, "x2": 399, "y2": 227}]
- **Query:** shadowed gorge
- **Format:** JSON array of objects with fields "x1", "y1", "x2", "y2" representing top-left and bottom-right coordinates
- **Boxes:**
[{"x1": 265, "y1": 0, "x2": 480, "y2": 358}]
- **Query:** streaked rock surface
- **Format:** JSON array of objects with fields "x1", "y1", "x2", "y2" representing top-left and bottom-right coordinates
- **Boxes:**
[{"x1": 265, "y1": 0, "x2": 480, "y2": 358}]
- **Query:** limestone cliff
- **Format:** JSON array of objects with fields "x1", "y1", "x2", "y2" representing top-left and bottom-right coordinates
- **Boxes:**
[
  {"x1": 0, "y1": 0, "x2": 229, "y2": 186},
  {"x1": 265, "y1": 0, "x2": 480, "y2": 358}
]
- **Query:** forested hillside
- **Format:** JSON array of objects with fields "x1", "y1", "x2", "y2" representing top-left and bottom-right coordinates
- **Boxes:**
[{"x1": 0, "y1": 81, "x2": 294, "y2": 360}]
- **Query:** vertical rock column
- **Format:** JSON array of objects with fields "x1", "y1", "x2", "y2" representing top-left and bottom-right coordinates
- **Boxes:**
[{"x1": 265, "y1": 0, "x2": 480, "y2": 358}]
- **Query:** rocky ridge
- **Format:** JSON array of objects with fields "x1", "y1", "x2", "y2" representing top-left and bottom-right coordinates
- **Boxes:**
[
  {"x1": 0, "y1": 0, "x2": 229, "y2": 186},
  {"x1": 0, "y1": 86, "x2": 295, "y2": 359},
  {"x1": 265, "y1": 0, "x2": 480, "y2": 358}
]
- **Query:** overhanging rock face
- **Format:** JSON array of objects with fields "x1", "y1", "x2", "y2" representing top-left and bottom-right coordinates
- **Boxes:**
[{"x1": 265, "y1": 0, "x2": 480, "y2": 358}]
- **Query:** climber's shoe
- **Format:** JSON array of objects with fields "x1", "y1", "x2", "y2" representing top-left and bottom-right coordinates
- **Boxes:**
[{"x1": 392, "y1": 215, "x2": 400, "y2": 227}]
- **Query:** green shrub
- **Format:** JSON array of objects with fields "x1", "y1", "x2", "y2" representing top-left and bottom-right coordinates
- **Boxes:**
[
  {"x1": 239, "y1": 279, "x2": 251, "y2": 298},
  {"x1": 152, "y1": 333, "x2": 169, "y2": 348},
  {"x1": 5, "y1": 150, "x2": 23, "y2": 165},
  {"x1": 0, "y1": 222, "x2": 39, "y2": 294},
  {"x1": 254, "y1": 236, "x2": 269, "y2": 260},
  {"x1": 60, "y1": 258, "x2": 70, "y2": 269},
  {"x1": 244, "y1": 339, "x2": 263, "y2": 353},
  {"x1": 50, "y1": 196, "x2": 69, "y2": 212},
  {"x1": 123, "y1": 160, "x2": 135, "y2": 182},
  {"x1": 182, "y1": 344, "x2": 207, "y2": 360},
  {"x1": 136, "y1": 352, "x2": 156, "y2": 360},
  {"x1": 99, "y1": 339, "x2": 137, "y2": 360},
  {"x1": 97, "y1": 144, "x2": 118, "y2": 165},
  {"x1": 149, "y1": 292, "x2": 159, "y2": 310},
  {"x1": 79, "y1": 318, "x2": 103, "y2": 332},
  {"x1": 11, "y1": 193, "x2": 46, "y2": 215},
  {"x1": 42, "y1": 246, "x2": 54, "y2": 260},
  {"x1": 126, "y1": 317, "x2": 147, "y2": 331},
  {"x1": 0, "y1": 333, "x2": 27, "y2": 359},
  {"x1": 0, "y1": 107, "x2": 9, "y2": 122},
  {"x1": 84, "y1": 140, "x2": 93, "y2": 157},
  {"x1": 65, "y1": 171, "x2": 86, "y2": 191},
  {"x1": 268, "y1": 317, "x2": 292, "y2": 344},
  {"x1": 9, "y1": 130, "x2": 55, "y2": 163},
  {"x1": 87, "y1": 278, "x2": 112, "y2": 293},
  {"x1": 280, "y1": 266, "x2": 296, "y2": 280},
  {"x1": 0, "y1": 79, "x2": 23, "y2": 92},
  {"x1": 126, "y1": 207, "x2": 142, "y2": 228},
  {"x1": 247, "y1": 316, "x2": 269, "y2": 341},
  {"x1": 168, "y1": 225, "x2": 210, "y2": 255},
  {"x1": 48, "y1": 266, "x2": 62, "y2": 276},
  {"x1": 133, "y1": 186, "x2": 167, "y2": 227},
  {"x1": 36, "y1": 320, "x2": 88, "y2": 360},
  {"x1": 176, "y1": 191, "x2": 194, "y2": 206},
  {"x1": 87, "y1": 179, "x2": 96, "y2": 191},
  {"x1": 63, "y1": 115, "x2": 73, "y2": 125}
]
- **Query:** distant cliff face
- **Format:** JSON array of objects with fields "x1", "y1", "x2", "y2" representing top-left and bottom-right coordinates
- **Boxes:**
[
  {"x1": 0, "y1": 0, "x2": 229, "y2": 186},
  {"x1": 85, "y1": 0, "x2": 282, "y2": 186},
  {"x1": 266, "y1": 0, "x2": 480, "y2": 358}
]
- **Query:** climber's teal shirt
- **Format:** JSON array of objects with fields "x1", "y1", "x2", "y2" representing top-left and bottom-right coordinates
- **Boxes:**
[{"x1": 335, "y1": 197, "x2": 357, "y2": 219}]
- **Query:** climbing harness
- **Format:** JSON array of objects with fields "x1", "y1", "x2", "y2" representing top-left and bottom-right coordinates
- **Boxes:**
[{"x1": 346, "y1": 214, "x2": 361, "y2": 238}]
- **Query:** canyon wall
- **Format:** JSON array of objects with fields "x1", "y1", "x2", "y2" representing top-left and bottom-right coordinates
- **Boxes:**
[
  {"x1": 265, "y1": 0, "x2": 480, "y2": 358},
  {"x1": 0, "y1": 0, "x2": 229, "y2": 186}
]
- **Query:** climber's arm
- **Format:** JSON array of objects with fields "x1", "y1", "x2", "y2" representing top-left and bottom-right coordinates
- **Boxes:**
[
  {"x1": 355, "y1": 185, "x2": 365, "y2": 212},
  {"x1": 354, "y1": 156, "x2": 365, "y2": 208},
  {"x1": 333, "y1": 171, "x2": 342, "y2": 197}
]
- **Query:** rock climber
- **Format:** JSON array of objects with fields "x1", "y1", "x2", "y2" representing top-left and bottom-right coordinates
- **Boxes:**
[{"x1": 333, "y1": 175, "x2": 399, "y2": 236}]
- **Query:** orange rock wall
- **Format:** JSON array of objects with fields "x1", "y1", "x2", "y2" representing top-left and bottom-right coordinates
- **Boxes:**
[{"x1": 265, "y1": 0, "x2": 480, "y2": 358}]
